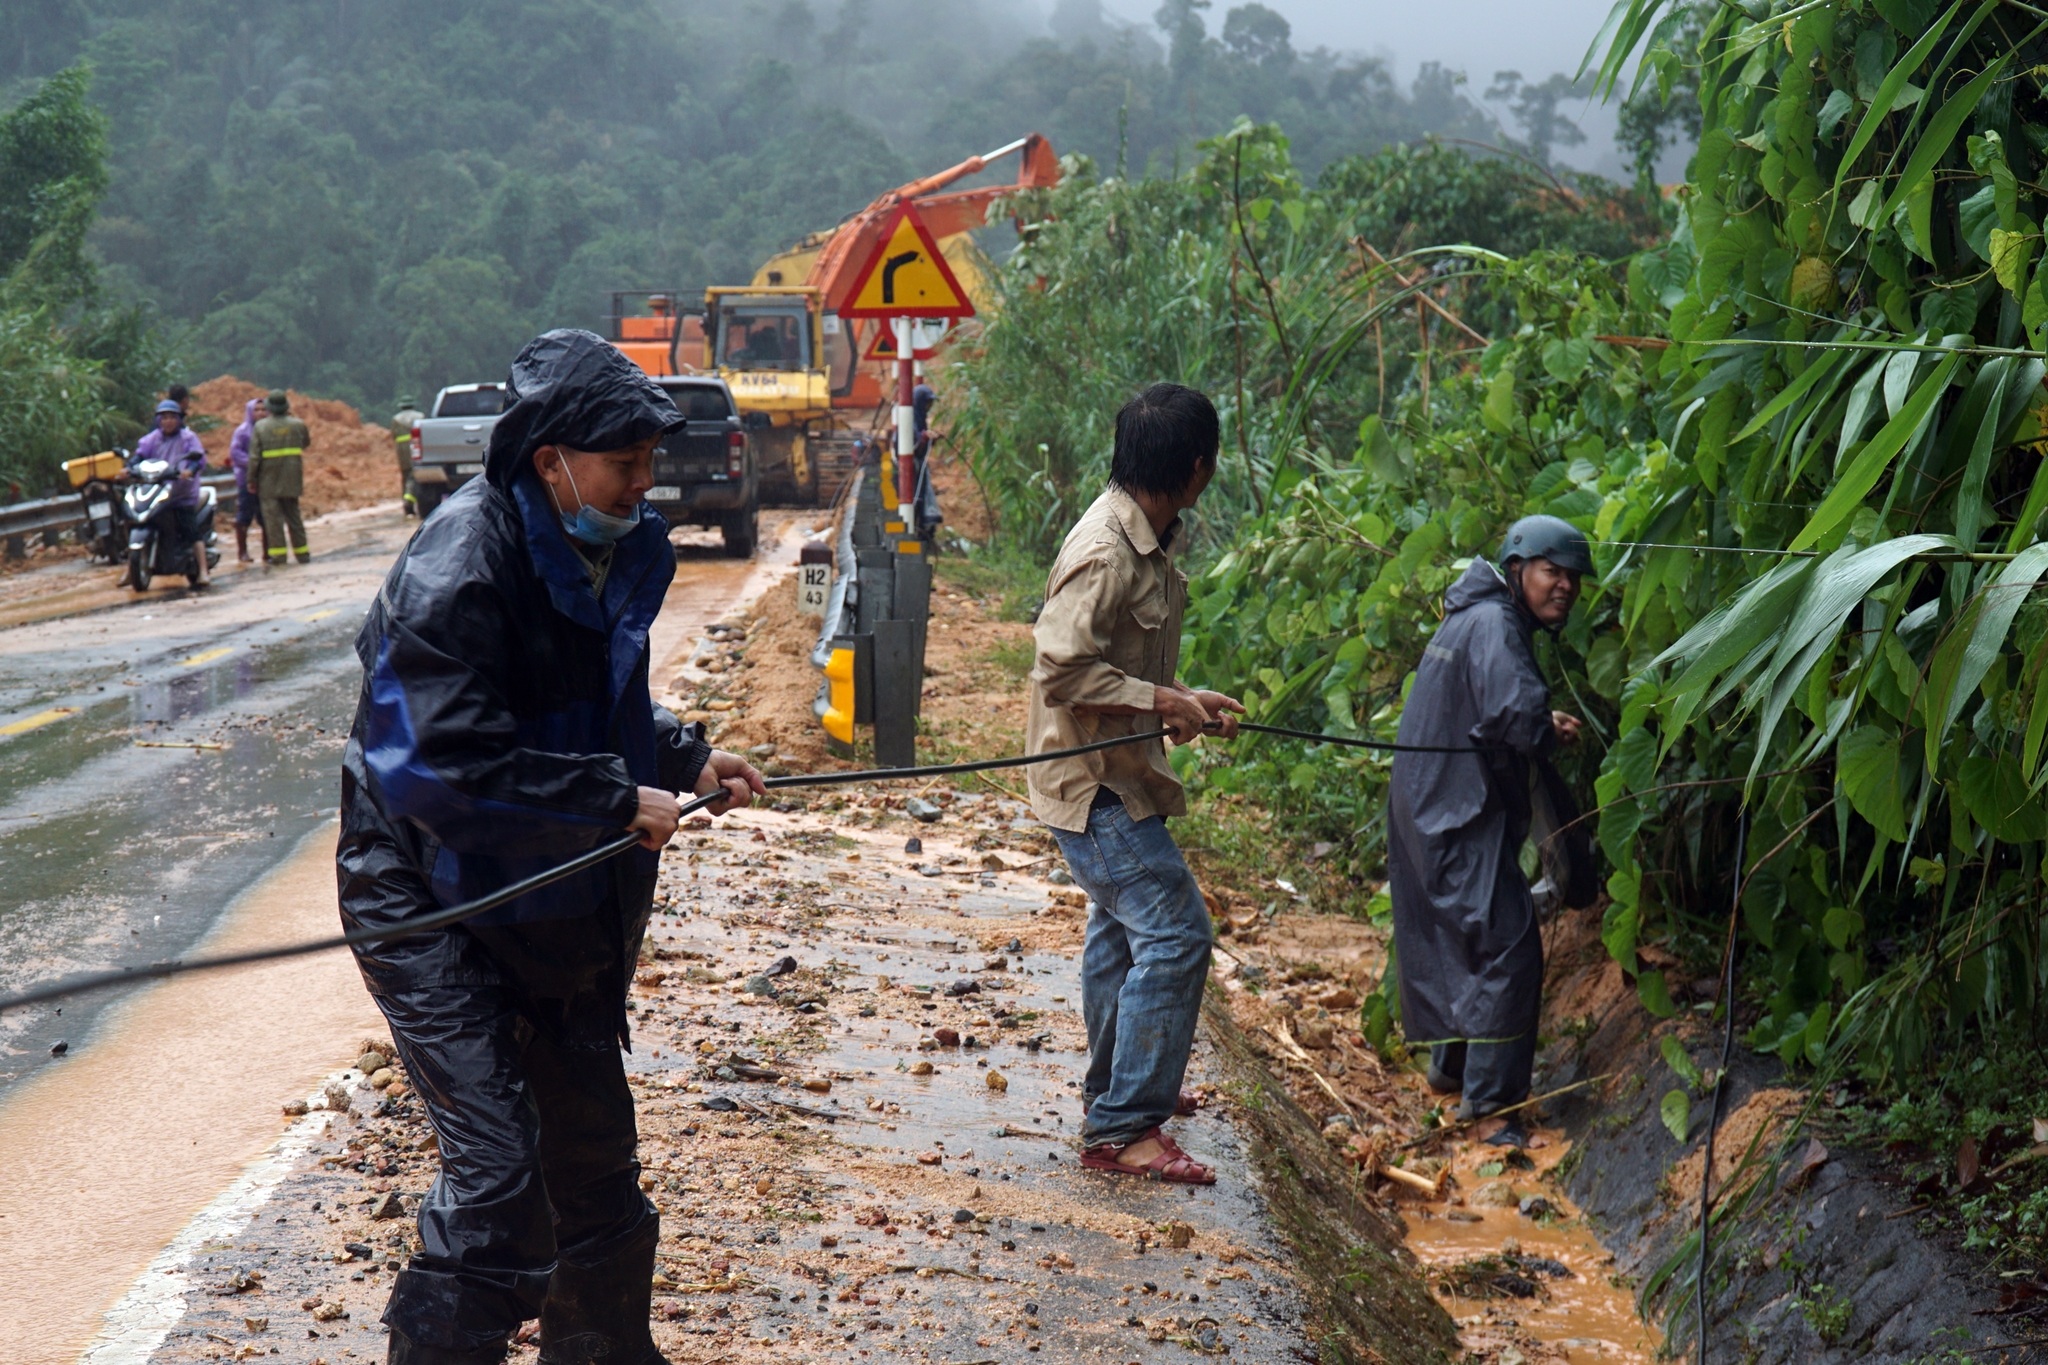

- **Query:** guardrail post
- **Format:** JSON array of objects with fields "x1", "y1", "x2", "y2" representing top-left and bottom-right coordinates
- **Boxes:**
[
  {"x1": 870, "y1": 618, "x2": 917, "y2": 768},
  {"x1": 892, "y1": 542, "x2": 931, "y2": 718}
]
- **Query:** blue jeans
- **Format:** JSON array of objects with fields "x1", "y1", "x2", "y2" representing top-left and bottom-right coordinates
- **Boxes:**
[{"x1": 1053, "y1": 801, "x2": 1213, "y2": 1148}]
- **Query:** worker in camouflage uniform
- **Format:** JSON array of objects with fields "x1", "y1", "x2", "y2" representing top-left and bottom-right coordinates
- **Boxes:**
[
  {"x1": 250, "y1": 389, "x2": 313, "y2": 564},
  {"x1": 392, "y1": 395, "x2": 426, "y2": 516}
]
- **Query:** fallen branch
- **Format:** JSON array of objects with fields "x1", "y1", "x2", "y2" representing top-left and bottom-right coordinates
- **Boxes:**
[
  {"x1": 1355, "y1": 239, "x2": 1491, "y2": 346},
  {"x1": 1403, "y1": 1072, "x2": 1617, "y2": 1148},
  {"x1": 1592, "y1": 334, "x2": 1671, "y2": 350}
]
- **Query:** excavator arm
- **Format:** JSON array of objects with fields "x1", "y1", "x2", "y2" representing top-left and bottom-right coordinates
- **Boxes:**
[{"x1": 808, "y1": 133, "x2": 1058, "y2": 310}]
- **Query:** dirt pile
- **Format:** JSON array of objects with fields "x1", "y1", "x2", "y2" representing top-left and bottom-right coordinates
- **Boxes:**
[{"x1": 188, "y1": 377, "x2": 398, "y2": 518}]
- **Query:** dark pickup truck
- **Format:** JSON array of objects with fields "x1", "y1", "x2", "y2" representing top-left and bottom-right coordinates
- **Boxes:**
[{"x1": 649, "y1": 376, "x2": 757, "y2": 557}]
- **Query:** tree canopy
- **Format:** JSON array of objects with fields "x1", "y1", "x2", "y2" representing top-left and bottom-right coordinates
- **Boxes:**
[{"x1": 0, "y1": 0, "x2": 1569, "y2": 422}]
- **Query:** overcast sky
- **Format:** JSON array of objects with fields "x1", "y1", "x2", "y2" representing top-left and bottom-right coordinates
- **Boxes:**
[{"x1": 1095, "y1": 0, "x2": 1635, "y2": 174}]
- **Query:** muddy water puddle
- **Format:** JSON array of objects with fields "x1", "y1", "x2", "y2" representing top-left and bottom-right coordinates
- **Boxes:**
[
  {"x1": 1400, "y1": 1130, "x2": 1659, "y2": 1361},
  {"x1": 0, "y1": 821, "x2": 384, "y2": 1365}
]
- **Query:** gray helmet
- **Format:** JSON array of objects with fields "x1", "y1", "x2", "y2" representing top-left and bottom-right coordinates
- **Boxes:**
[{"x1": 1499, "y1": 515, "x2": 1595, "y2": 576}]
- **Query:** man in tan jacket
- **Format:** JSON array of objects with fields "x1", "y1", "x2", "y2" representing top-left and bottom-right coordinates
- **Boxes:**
[{"x1": 1027, "y1": 382, "x2": 1242, "y2": 1186}]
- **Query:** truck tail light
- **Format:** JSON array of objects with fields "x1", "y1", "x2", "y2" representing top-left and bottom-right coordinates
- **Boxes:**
[
  {"x1": 727, "y1": 430, "x2": 745, "y2": 478},
  {"x1": 410, "y1": 425, "x2": 423, "y2": 462}
]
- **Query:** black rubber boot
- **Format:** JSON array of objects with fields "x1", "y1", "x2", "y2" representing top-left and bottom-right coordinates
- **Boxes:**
[
  {"x1": 387, "y1": 1326, "x2": 508, "y2": 1365},
  {"x1": 537, "y1": 1216, "x2": 668, "y2": 1365}
]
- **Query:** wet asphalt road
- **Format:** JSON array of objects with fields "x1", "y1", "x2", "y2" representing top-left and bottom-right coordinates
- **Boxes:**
[{"x1": 0, "y1": 508, "x2": 411, "y2": 1091}]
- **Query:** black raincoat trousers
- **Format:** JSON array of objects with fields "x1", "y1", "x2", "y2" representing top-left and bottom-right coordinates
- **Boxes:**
[
  {"x1": 1386, "y1": 559, "x2": 1556, "y2": 1119},
  {"x1": 338, "y1": 330, "x2": 708, "y2": 1362}
]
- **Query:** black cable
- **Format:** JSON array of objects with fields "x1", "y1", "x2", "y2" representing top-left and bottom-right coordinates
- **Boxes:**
[
  {"x1": 0, "y1": 730, "x2": 1163, "y2": 1015},
  {"x1": 1234, "y1": 720, "x2": 1508, "y2": 754},
  {"x1": 1696, "y1": 807, "x2": 1749, "y2": 1365},
  {"x1": 0, "y1": 720, "x2": 1509, "y2": 1017}
]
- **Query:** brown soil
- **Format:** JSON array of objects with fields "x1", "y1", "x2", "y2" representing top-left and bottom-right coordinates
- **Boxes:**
[
  {"x1": 1661, "y1": 1088, "x2": 1804, "y2": 1210},
  {"x1": 188, "y1": 376, "x2": 400, "y2": 518}
]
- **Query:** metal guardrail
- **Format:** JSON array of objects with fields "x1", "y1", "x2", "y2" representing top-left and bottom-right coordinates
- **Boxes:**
[{"x1": 0, "y1": 473, "x2": 236, "y2": 550}]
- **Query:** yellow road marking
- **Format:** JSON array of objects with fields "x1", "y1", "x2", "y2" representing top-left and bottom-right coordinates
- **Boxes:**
[
  {"x1": 180, "y1": 647, "x2": 234, "y2": 667},
  {"x1": 0, "y1": 707, "x2": 77, "y2": 737},
  {"x1": 303, "y1": 609, "x2": 339, "y2": 623}
]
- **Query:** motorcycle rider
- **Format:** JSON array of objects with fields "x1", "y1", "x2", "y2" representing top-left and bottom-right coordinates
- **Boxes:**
[{"x1": 129, "y1": 398, "x2": 210, "y2": 585}]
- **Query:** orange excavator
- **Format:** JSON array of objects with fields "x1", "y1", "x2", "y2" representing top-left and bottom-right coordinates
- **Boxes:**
[{"x1": 610, "y1": 133, "x2": 1059, "y2": 503}]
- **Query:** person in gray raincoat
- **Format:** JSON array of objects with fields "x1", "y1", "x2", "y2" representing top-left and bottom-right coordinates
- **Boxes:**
[{"x1": 1386, "y1": 515, "x2": 1592, "y2": 1147}]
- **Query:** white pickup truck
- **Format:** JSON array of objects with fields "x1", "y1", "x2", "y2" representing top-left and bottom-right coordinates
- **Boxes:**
[{"x1": 409, "y1": 383, "x2": 508, "y2": 518}]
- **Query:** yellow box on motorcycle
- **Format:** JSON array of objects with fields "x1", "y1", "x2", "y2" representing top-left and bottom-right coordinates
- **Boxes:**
[{"x1": 64, "y1": 451, "x2": 125, "y2": 487}]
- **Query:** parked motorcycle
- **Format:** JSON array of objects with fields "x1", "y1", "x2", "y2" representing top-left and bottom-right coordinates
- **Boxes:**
[
  {"x1": 120, "y1": 457, "x2": 220, "y2": 590},
  {"x1": 65, "y1": 448, "x2": 131, "y2": 563}
]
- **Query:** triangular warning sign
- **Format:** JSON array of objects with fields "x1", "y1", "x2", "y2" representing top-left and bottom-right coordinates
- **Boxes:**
[
  {"x1": 838, "y1": 202, "x2": 976, "y2": 319},
  {"x1": 864, "y1": 318, "x2": 947, "y2": 361}
]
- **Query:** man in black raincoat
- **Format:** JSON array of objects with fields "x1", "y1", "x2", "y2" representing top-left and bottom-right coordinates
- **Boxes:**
[
  {"x1": 1386, "y1": 515, "x2": 1592, "y2": 1147},
  {"x1": 338, "y1": 329, "x2": 765, "y2": 1365}
]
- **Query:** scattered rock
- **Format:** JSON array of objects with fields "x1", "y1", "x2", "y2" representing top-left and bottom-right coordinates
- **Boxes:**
[
  {"x1": 310, "y1": 1300, "x2": 348, "y2": 1322},
  {"x1": 1295, "y1": 1016, "x2": 1336, "y2": 1050},
  {"x1": 916, "y1": 1151, "x2": 943, "y2": 1165},
  {"x1": 985, "y1": 1069, "x2": 1009, "y2": 1092},
  {"x1": 1163, "y1": 1220, "x2": 1195, "y2": 1248},
  {"x1": 242, "y1": 1316, "x2": 268, "y2": 1333},
  {"x1": 909, "y1": 1061, "x2": 935, "y2": 1076},
  {"x1": 746, "y1": 743, "x2": 776, "y2": 758},
  {"x1": 700, "y1": 1096, "x2": 739, "y2": 1112},
  {"x1": 1471, "y1": 1181, "x2": 1520, "y2": 1208},
  {"x1": 368, "y1": 1068, "x2": 396, "y2": 1090},
  {"x1": 355, "y1": 1051, "x2": 388, "y2": 1073},
  {"x1": 952, "y1": 1208, "x2": 975, "y2": 1223},
  {"x1": 933, "y1": 1027, "x2": 961, "y2": 1047},
  {"x1": 946, "y1": 979, "x2": 981, "y2": 997},
  {"x1": 282, "y1": 1099, "x2": 309, "y2": 1117},
  {"x1": 917, "y1": 864, "x2": 944, "y2": 877},
  {"x1": 761, "y1": 955, "x2": 799, "y2": 978},
  {"x1": 802, "y1": 1077, "x2": 832, "y2": 1094},
  {"x1": 906, "y1": 797, "x2": 943, "y2": 823},
  {"x1": 903, "y1": 836, "x2": 923, "y2": 855},
  {"x1": 49, "y1": 1040, "x2": 67, "y2": 1057},
  {"x1": 370, "y1": 1193, "x2": 406, "y2": 1221},
  {"x1": 343, "y1": 1242, "x2": 374, "y2": 1260},
  {"x1": 1517, "y1": 1195, "x2": 1555, "y2": 1220},
  {"x1": 1321, "y1": 1115, "x2": 1355, "y2": 1145},
  {"x1": 323, "y1": 1082, "x2": 352, "y2": 1114},
  {"x1": 1048, "y1": 867, "x2": 1073, "y2": 885}
]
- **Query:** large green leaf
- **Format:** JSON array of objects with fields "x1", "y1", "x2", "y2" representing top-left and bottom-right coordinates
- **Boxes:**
[
  {"x1": 1750, "y1": 535, "x2": 1954, "y2": 771},
  {"x1": 1924, "y1": 543, "x2": 2048, "y2": 763},
  {"x1": 1830, "y1": 0, "x2": 1980, "y2": 206},
  {"x1": 1872, "y1": 57, "x2": 2014, "y2": 229},
  {"x1": 1839, "y1": 724, "x2": 1912, "y2": 841},
  {"x1": 1789, "y1": 351, "x2": 1961, "y2": 553},
  {"x1": 1957, "y1": 753, "x2": 2048, "y2": 843}
]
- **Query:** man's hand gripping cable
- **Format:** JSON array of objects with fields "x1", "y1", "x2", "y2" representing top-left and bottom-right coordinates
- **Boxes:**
[{"x1": 0, "y1": 724, "x2": 1503, "y2": 1014}]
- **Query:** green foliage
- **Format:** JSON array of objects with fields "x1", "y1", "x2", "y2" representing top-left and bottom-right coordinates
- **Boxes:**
[
  {"x1": 960, "y1": 0, "x2": 2048, "y2": 1143},
  {"x1": 0, "y1": 63, "x2": 171, "y2": 497},
  {"x1": 1, "y1": 0, "x2": 1532, "y2": 415},
  {"x1": 955, "y1": 127, "x2": 1659, "y2": 563}
]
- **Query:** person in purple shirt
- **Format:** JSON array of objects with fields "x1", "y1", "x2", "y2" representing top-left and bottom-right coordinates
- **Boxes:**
[
  {"x1": 130, "y1": 399, "x2": 212, "y2": 585},
  {"x1": 229, "y1": 397, "x2": 263, "y2": 563}
]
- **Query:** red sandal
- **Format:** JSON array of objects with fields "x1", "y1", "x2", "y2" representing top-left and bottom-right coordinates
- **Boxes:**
[{"x1": 1079, "y1": 1127, "x2": 1217, "y2": 1185}]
